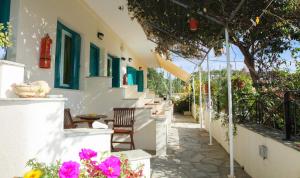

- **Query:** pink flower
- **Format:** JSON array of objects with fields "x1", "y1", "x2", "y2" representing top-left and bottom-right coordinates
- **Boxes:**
[
  {"x1": 79, "y1": 148, "x2": 97, "y2": 160},
  {"x1": 59, "y1": 161, "x2": 80, "y2": 178},
  {"x1": 98, "y1": 156, "x2": 121, "y2": 178}
]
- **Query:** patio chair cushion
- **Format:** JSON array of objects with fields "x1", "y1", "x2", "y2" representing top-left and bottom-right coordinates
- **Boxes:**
[
  {"x1": 92, "y1": 121, "x2": 108, "y2": 129},
  {"x1": 113, "y1": 128, "x2": 132, "y2": 134}
]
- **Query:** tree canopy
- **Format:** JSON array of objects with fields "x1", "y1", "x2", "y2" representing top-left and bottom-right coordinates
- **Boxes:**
[{"x1": 126, "y1": 0, "x2": 300, "y2": 85}]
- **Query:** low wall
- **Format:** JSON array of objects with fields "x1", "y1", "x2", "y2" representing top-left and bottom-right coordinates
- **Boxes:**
[
  {"x1": 203, "y1": 111, "x2": 300, "y2": 178},
  {"x1": 113, "y1": 149, "x2": 152, "y2": 178},
  {"x1": 0, "y1": 98, "x2": 112, "y2": 177}
]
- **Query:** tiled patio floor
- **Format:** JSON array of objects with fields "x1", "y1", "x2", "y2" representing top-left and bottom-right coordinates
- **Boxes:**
[{"x1": 151, "y1": 114, "x2": 251, "y2": 178}]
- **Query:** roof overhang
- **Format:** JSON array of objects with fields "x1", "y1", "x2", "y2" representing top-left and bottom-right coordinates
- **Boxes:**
[
  {"x1": 84, "y1": 0, "x2": 159, "y2": 68},
  {"x1": 155, "y1": 53, "x2": 190, "y2": 82}
]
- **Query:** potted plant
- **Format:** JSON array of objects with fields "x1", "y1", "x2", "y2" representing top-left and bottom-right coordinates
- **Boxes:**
[{"x1": 0, "y1": 22, "x2": 12, "y2": 60}]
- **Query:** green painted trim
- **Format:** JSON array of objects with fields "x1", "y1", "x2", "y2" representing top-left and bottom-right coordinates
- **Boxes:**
[
  {"x1": 89, "y1": 43, "x2": 100, "y2": 77},
  {"x1": 112, "y1": 58, "x2": 120, "y2": 88},
  {"x1": 54, "y1": 21, "x2": 81, "y2": 90},
  {"x1": 0, "y1": 0, "x2": 11, "y2": 23},
  {"x1": 137, "y1": 70, "x2": 144, "y2": 92}
]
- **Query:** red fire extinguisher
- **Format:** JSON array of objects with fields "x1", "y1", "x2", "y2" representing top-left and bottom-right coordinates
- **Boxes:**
[{"x1": 39, "y1": 34, "x2": 52, "y2": 68}]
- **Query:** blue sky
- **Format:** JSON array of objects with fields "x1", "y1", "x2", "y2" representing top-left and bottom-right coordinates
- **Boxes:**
[{"x1": 171, "y1": 43, "x2": 298, "y2": 74}]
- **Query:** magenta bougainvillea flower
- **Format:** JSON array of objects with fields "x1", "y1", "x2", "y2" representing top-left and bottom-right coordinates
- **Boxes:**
[
  {"x1": 59, "y1": 161, "x2": 80, "y2": 178},
  {"x1": 98, "y1": 156, "x2": 121, "y2": 178},
  {"x1": 79, "y1": 148, "x2": 97, "y2": 160}
]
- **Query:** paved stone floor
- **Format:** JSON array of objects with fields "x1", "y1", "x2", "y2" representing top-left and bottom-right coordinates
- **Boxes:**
[{"x1": 151, "y1": 114, "x2": 251, "y2": 178}]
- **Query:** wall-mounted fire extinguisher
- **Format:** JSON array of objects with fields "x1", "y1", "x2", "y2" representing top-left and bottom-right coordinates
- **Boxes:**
[{"x1": 39, "y1": 34, "x2": 52, "y2": 69}]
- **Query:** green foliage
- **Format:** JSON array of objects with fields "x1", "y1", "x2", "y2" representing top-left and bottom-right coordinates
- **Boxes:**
[
  {"x1": 126, "y1": 0, "x2": 300, "y2": 84},
  {"x1": 147, "y1": 68, "x2": 187, "y2": 97},
  {"x1": 0, "y1": 22, "x2": 12, "y2": 48},
  {"x1": 147, "y1": 68, "x2": 168, "y2": 97},
  {"x1": 211, "y1": 68, "x2": 300, "y2": 132},
  {"x1": 172, "y1": 78, "x2": 185, "y2": 93},
  {"x1": 173, "y1": 94, "x2": 190, "y2": 114},
  {"x1": 26, "y1": 159, "x2": 61, "y2": 178}
]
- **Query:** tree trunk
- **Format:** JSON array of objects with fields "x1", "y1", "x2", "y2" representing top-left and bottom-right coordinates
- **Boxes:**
[
  {"x1": 233, "y1": 41, "x2": 259, "y2": 86},
  {"x1": 244, "y1": 55, "x2": 259, "y2": 85}
]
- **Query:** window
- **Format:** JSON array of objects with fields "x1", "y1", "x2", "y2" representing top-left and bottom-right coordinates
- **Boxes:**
[
  {"x1": 89, "y1": 43, "x2": 100, "y2": 77},
  {"x1": 55, "y1": 21, "x2": 81, "y2": 89},
  {"x1": 107, "y1": 55, "x2": 112, "y2": 77},
  {"x1": 0, "y1": 0, "x2": 11, "y2": 23}
]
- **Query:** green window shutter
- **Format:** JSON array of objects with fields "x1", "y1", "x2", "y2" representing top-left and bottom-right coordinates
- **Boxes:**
[
  {"x1": 54, "y1": 22, "x2": 63, "y2": 88},
  {"x1": 89, "y1": 43, "x2": 100, "y2": 77},
  {"x1": 0, "y1": 0, "x2": 11, "y2": 23},
  {"x1": 54, "y1": 21, "x2": 81, "y2": 90},
  {"x1": 112, "y1": 58, "x2": 120, "y2": 88},
  {"x1": 72, "y1": 32, "x2": 81, "y2": 89},
  {"x1": 137, "y1": 70, "x2": 144, "y2": 92}
]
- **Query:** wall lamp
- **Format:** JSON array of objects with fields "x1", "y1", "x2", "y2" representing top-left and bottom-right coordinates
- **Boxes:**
[{"x1": 97, "y1": 32, "x2": 104, "y2": 40}]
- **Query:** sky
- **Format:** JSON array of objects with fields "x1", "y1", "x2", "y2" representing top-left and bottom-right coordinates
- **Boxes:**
[{"x1": 171, "y1": 43, "x2": 299, "y2": 75}]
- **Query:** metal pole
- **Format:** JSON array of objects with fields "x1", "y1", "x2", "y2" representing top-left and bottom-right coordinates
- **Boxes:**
[
  {"x1": 199, "y1": 66, "x2": 204, "y2": 128},
  {"x1": 192, "y1": 77, "x2": 196, "y2": 118},
  {"x1": 225, "y1": 27, "x2": 235, "y2": 177},
  {"x1": 284, "y1": 91, "x2": 291, "y2": 140},
  {"x1": 207, "y1": 55, "x2": 213, "y2": 145}
]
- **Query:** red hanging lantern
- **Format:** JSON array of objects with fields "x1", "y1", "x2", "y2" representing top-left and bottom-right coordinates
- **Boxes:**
[{"x1": 188, "y1": 17, "x2": 199, "y2": 31}]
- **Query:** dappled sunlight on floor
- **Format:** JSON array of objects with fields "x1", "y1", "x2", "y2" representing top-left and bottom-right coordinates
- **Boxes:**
[{"x1": 151, "y1": 114, "x2": 251, "y2": 178}]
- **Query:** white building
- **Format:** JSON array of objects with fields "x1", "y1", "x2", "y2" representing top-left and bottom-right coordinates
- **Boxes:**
[{"x1": 0, "y1": 0, "x2": 178, "y2": 177}]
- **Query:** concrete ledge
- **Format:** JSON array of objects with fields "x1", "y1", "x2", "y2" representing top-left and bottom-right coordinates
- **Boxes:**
[
  {"x1": 85, "y1": 76, "x2": 112, "y2": 79},
  {"x1": 122, "y1": 98, "x2": 139, "y2": 100},
  {"x1": 64, "y1": 128, "x2": 113, "y2": 136},
  {"x1": 113, "y1": 149, "x2": 151, "y2": 178},
  {"x1": 0, "y1": 97, "x2": 67, "y2": 101},
  {"x1": 113, "y1": 149, "x2": 152, "y2": 161},
  {"x1": 0, "y1": 60, "x2": 25, "y2": 67}
]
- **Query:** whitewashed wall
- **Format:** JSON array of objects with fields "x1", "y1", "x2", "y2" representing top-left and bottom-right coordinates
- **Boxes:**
[
  {"x1": 0, "y1": 60, "x2": 24, "y2": 98},
  {"x1": 203, "y1": 111, "x2": 300, "y2": 178},
  {"x1": 10, "y1": 0, "x2": 148, "y2": 114},
  {"x1": 0, "y1": 99, "x2": 112, "y2": 177}
]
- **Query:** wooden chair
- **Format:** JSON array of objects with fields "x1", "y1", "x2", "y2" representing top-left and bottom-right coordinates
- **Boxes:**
[
  {"x1": 64, "y1": 108, "x2": 89, "y2": 129},
  {"x1": 105, "y1": 108, "x2": 136, "y2": 151}
]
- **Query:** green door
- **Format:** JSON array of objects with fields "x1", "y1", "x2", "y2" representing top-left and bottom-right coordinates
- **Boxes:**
[
  {"x1": 112, "y1": 58, "x2": 120, "y2": 88},
  {"x1": 89, "y1": 43, "x2": 100, "y2": 77},
  {"x1": 137, "y1": 70, "x2": 144, "y2": 92},
  {"x1": 0, "y1": 0, "x2": 11, "y2": 23},
  {"x1": 127, "y1": 66, "x2": 137, "y2": 85}
]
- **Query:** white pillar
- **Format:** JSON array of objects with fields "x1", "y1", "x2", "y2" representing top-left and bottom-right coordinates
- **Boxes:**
[
  {"x1": 207, "y1": 56, "x2": 212, "y2": 146},
  {"x1": 189, "y1": 83, "x2": 191, "y2": 112},
  {"x1": 192, "y1": 77, "x2": 196, "y2": 118},
  {"x1": 225, "y1": 27, "x2": 234, "y2": 177},
  {"x1": 198, "y1": 66, "x2": 204, "y2": 128},
  {"x1": 168, "y1": 72, "x2": 172, "y2": 99}
]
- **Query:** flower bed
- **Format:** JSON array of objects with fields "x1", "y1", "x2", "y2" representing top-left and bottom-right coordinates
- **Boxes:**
[{"x1": 24, "y1": 148, "x2": 144, "y2": 178}]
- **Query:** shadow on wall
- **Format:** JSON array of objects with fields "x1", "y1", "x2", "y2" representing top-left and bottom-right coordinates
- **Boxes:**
[{"x1": 21, "y1": 5, "x2": 58, "y2": 83}]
